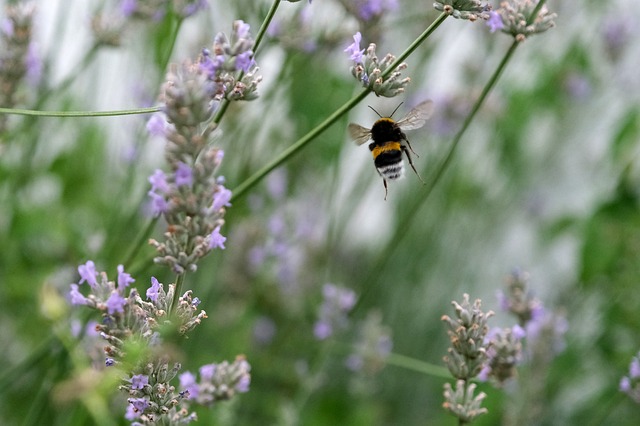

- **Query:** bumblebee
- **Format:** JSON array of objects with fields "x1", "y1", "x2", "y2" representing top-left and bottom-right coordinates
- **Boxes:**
[{"x1": 348, "y1": 100, "x2": 434, "y2": 199}]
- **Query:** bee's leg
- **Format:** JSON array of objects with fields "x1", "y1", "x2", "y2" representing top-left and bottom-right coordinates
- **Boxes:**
[
  {"x1": 404, "y1": 137, "x2": 419, "y2": 157},
  {"x1": 383, "y1": 178, "x2": 389, "y2": 200},
  {"x1": 402, "y1": 145, "x2": 425, "y2": 184}
]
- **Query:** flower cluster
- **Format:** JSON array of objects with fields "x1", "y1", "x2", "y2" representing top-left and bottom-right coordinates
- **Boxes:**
[
  {"x1": 498, "y1": 269, "x2": 568, "y2": 358},
  {"x1": 199, "y1": 20, "x2": 262, "y2": 101},
  {"x1": 147, "y1": 59, "x2": 232, "y2": 274},
  {"x1": 441, "y1": 294, "x2": 493, "y2": 422},
  {"x1": 478, "y1": 326, "x2": 524, "y2": 385},
  {"x1": 620, "y1": 351, "x2": 640, "y2": 404},
  {"x1": 493, "y1": 0, "x2": 556, "y2": 42},
  {"x1": 345, "y1": 32, "x2": 410, "y2": 98},
  {"x1": 68, "y1": 261, "x2": 251, "y2": 424},
  {"x1": 0, "y1": 2, "x2": 40, "y2": 135},
  {"x1": 121, "y1": 361, "x2": 195, "y2": 424},
  {"x1": 179, "y1": 356, "x2": 251, "y2": 404},
  {"x1": 120, "y1": 0, "x2": 209, "y2": 20},
  {"x1": 69, "y1": 261, "x2": 207, "y2": 365},
  {"x1": 313, "y1": 284, "x2": 357, "y2": 340},
  {"x1": 433, "y1": 0, "x2": 491, "y2": 21}
]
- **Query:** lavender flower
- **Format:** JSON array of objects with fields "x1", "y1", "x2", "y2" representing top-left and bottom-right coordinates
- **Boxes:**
[
  {"x1": 478, "y1": 326, "x2": 524, "y2": 385},
  {"x1": 433, "y1": 0, "x2": 492, "y2": 21},
  {"x1": 442, "y1": 294, "x2": 493, "y2": 422},
  {"x1": 179, "y1": 356, "x2": 252, "y2": 404},
  {"x1": 313, "y1": 284, "x2": 357, "y2": 340},
  {"x1": 346, "y1": 32, "x2": 411, "y2": 97},
  {"x1": 68, "y1": 264, "x2": 250, "y2": 423},
  {"x1": 149, "y1": 59, "x2": 232, "y2": 273},
  {"x1": 620, "y1": 351, "x2": 640, "y2": 403},
  {"x1": 494, "y1": 0, "x2": 556, "y2": 42},
  {"x1": 486, "y1": 11, "x2": 504, "y2": 32},
  {"x1": 198, "y1": 20, "x2": 262, "y2": 101}
]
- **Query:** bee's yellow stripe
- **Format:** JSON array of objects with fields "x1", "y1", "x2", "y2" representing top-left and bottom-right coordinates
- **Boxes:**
[{"x1": 371, "y1": 142, "x2": 401, "y2": 159}]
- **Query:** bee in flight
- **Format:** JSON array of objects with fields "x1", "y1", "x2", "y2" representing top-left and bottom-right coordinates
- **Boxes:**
[{"x1": 348, "y1": 100, "x2": 434, "y2": 200}]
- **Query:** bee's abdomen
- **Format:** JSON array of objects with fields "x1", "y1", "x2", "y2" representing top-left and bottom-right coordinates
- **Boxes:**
[{"x1": 371, "y1": 141, "x2": 404, "y2": 180}]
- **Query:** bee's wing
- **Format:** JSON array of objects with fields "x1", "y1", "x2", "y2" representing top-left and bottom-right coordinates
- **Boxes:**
[
  {"x1": 395, "y1": 100, "x2": 434, "y2": 131},
  {"x1": 348, "y1": 123, "x2": 372, "y2": 146}
]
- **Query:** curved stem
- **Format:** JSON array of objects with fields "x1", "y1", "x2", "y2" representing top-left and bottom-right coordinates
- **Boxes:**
[{"x1": 171, "y1": 273, "x2": 186, "y2": 314}]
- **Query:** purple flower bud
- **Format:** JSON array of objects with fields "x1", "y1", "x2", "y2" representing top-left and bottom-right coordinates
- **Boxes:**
[
  {"x1": 148, "y1": 169, "x2": 170, "y2": 193},
  {"x1": 147, "y1": 277, "x2": 161, "y2": 302},
  {"x1": 78, "y1": 260, "x2": 98, "y2": 288},
  {"x1": 199, "y1": 364, "x2": 216, "y2": 381},
  {"x1": 209, "y1": 226, "x2": 227, "y2": 249},
  {"x1": 106, "y1": 291, "x2": 126, "y2": 315},
  {"x1": 345, "y1": 32, "x2": 365, "y2": 64},
  {"x1": 175, "y1": 162, "x2": 193, "y2": 187},
  {"x1": 69, "y1": 284, "x2": 89, "y2": 305},
  {"x1": 212, "y1": 185, "x2": 232, "y2": 211},
  {"x1": 487, "y1": 11, "x2": 504, "y2": 33},
  {"x1": 146, "y1": 114, "x2": 168, "y2": 137},
  {"x1": 130, "y1": 374, "x2": 149, "y2": 390},
  {"x1": 117, "y1": 264, "x2": 135, "y2": 290},
  {"x1": 148, "y1": 191, "x2": 168, "y2": 216}
]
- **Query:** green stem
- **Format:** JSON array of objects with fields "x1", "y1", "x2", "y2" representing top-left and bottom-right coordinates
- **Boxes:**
[
  {"x1": 171, "y1": 273, "x2": 186, "y2": 314},
  {"x1": 386, "y1": 352, "x2": 451, "y2": 379},
  {"x1": 0, "y1": 106, "x2": 159, "y2": 117},
  {"x1": 230, "y1": 13, "x2": 448, "y2": 201},
  {"x1": 122, "y1": 216, "x2": 159, "y2": 268}
]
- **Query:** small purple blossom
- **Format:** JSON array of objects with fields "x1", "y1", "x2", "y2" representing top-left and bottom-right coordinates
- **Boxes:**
[
  {"x1": 131, "y1": 374, "x2": 149, "y2": 390},
  {"x1": 212, "y1": 185, "x2": 232, "y2": 211},
  {"x1": 78, "y1": 260, "x2": 98, "y2": 288},
  {"x1": 175, "y1": 162, "x2": 193, "y2": 187},
  {"x1": 209, "y1": 226, "x2": 227, "y2": 250},
  {"x1": 146, "y1": 277, "x2": 161, "y2": 302},
  {"x1": 117, "y1": 264, "x2": 135, "y2": 290},
  {"x1": 148, "y1": 191, "x2": 168, "y2": 216},
  {"x1": 235, "y1": 20, "x2": 251, "y2": 40},
  {"x1": 235, "y1": 373, "x2": 251, "y2": 393},
  {"x1": 345, "y1": 32, "x2": 365, "y2": 63},
  {"x1": 313, "y1": 320, "x2": 333, "y2": 340},
  {"x1": 179, "y1": 372, "x2": 199, "y2": 400},
  {"x1": 69, "y1": 284, "x2": 89, "y2": 305},
  {"x1": 148, "y1": 169, "x2": 170, "y2": 193},
  {"x1": 106, "y1": 291, "x2": 126, "y2": 315},
  {"x1": 105, "y1": 357, "x2": 115, "y2": 367},
  {"x1": 358, "y1": 0, "x2": 398, "y2": 21},
  {"x1": 487, "y1": 11, "x2": 504, "y2": 33},
  {"x1": 146, "y1": 113, "x2": 168, "y2": 137},
  {"x1": 620, "y1": 351, "x2": 640, "y2": 403},
  {"x1": 120, "y1": 0, "x2": 137, "y2": 17},
  {"x1": 129, "y1": 397, "x2": 149, "y2": 413},
  {"x1": 1, "y1": 18, "x2": 13, "y2": 37},
  {"x1": 235, "y1": 51, "x2": 254, "y2": 72},
  {"x1": 199, "y1": 364, "x2": 216, "y2": 381},
  {"x1": 199, "y1": 50, "x2": 225, "y2": 79}
]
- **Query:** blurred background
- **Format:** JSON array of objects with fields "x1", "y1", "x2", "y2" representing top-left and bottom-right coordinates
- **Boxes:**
[{"x1": 1, "y1": 0, "x2": 640, "y2": 424}]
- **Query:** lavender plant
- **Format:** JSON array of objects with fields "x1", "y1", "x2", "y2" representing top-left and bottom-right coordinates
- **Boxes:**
[{"x1": 8, "y1": 0, "x2": 638, "y2": 425}]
